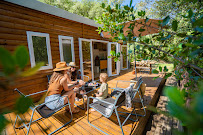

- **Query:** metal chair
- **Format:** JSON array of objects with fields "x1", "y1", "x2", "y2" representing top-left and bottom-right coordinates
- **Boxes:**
[
  {"x1": 111, "y1": 76, "x2": 146, "y2": 118},
  {"x1": 87, "y1": 90, "x2": 128, "y2": 135},
  {"x1": 13, "y1": 79, "x2": 73, "y2": 135}
]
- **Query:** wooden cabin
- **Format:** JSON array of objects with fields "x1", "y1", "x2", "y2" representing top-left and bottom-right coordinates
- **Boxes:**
[{"x1": 0, "y1": 0, "x2": 129, "y2": 110}]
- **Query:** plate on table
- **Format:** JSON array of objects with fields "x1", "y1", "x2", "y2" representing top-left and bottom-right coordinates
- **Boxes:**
[{"x1": 88, "y1": 83, "x2": 99, "y2": 87}]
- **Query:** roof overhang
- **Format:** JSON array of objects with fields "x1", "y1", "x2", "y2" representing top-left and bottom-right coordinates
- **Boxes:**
[{"x1": 4, "y1": 0, "x2": 102, "y2": 28}]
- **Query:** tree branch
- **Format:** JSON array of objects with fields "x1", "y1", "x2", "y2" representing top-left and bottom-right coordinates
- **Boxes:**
[{"x1": 136, "y1": 41, "x2": 203, "y2": 72}]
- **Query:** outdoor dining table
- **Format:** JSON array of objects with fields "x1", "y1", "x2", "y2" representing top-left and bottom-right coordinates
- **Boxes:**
[{"x1": 75, "y1": 81, "x2": 101, "y2": 110}]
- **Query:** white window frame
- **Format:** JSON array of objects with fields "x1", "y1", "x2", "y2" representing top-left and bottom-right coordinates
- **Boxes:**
[
  {"x1": 26, "y1": 31, "x2": 53, "y2": 70},
  {"x1": 79, "y1": 38, "x2": 94, "y2": 81},
  {"x1": 58, "y1": 35, "x2": 75, "y2": 63}
]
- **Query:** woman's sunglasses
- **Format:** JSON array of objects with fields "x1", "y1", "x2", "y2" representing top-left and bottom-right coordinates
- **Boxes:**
[{"x1": 71, "y1": 66, "x2": 76, "y2": 68}]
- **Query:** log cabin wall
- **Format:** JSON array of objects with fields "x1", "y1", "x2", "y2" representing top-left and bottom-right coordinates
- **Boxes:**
[{"x1": 0, "y1": 0, "x2": 108, "y2": 111}]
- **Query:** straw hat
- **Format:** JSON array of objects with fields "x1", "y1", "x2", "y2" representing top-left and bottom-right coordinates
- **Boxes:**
[
  {"x1": 53, "y1": 62, "x2": 71, "y2": 71},
  {"x1": 69, "y1": 62, "x2": 78, "y2": 67}
]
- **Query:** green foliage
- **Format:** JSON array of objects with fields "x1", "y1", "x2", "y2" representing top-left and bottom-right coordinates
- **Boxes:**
[
  {"x1": 21, "y1": 62, "x2": 45, "y2": 77},
  {"x1": 14, "y1": 96, "x2": 33, "y2": 114},
  {"x1": 110, "y1": 50, "x2": 121, "y2": 62},
  {"x1": 39, "y1": 0, "x2": 124, "y2": 20},
  {"x1": 172, "y1": 20, "x2": 178, "y2": 31},
  {"x1": 162, "y1": 15, "x2": 170, "y2": 26},
  {"x1": 14, "y1": 46, "x2": 29, "y2": 69},
  {"x1": 0, "y1": 114, "x2": 9, "y2": 133},
  {"x1": 152, "y1": 69, "x2": 159, "y2": 74},
  {"x1": 0, "y1": 46, "x2": 44, "y2": 80},
  {"x1": 0, "y1": 47, "x2": 16, "y2": 76},
  {"x1": 0, "y1": 46, "x2": 43, "y2": 133},
  {"x1": 163, "y1": 84, "x2": 203, "y2": 133}
]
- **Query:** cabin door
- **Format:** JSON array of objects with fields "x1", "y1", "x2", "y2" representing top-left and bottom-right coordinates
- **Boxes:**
[
  {"x1": 108, "y1": 42, "x2": 120, "y2": 76},
  {"x1": 79, "y1": 38, "x2": 94, "y2": 82}
]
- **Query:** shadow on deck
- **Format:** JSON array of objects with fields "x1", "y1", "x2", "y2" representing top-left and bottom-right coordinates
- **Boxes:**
[{"x1": 4, "y1": 69, "x2": 166, "y2": 135}]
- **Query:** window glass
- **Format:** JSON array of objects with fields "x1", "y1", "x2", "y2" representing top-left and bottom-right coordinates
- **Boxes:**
[
  {"x1": 32, "y1": 36, "x2": 48, "y2": 66},
  {"x1": 62, "y1": 39, "x2": 72, "y2": 63}
]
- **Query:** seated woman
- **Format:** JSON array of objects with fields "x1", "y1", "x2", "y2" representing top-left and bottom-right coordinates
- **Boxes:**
[
  {"x1": 45, "y1": 62, "x2": 79, "y2": 113},
  {"x1": 67, "y1": 62, "x2": 85, "y2": 94}
]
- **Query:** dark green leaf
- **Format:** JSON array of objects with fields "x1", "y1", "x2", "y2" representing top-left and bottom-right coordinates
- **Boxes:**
[
  {"x1": 193, "y1": 82, "x2": 203, "y2": 114},
  {"x1": 162, "y1": 16, "x2": 170, "y2": 26},
  {"x1": 152, "y1": 50, "x2": 155, "y2": 54},
  {"x1": 193, "y1": 18, "x2": 203, "y2": 27},
  {"x1": 15, "y1": 96, "x2": 33, "y2": 114},
  {"x1": 21, "y1": 62, "x2": 44, "y2": 77},
  {"x1": 124, "y1": 5, "x2": 130, "y2": 10},
  {"x1": 193, "y1": 40, "x2": 203, "y2": 46},
  {"x1": 102, "y1": 3, "x2": 105, "y2": 8},
  {"x1": 172, "y1": 20, "x2": 178, "y2": 31},
  {"x1": 145, "y1": 17, "x2": 149, "y2": 23},
  {"x1": 177, "y1": 33, "x2": 187, "y2": 37},
  {"x1": 138, "y1": 28, "x2": 145, "y2": 32},
  {"x1": 152, "y1": 69, "x2": 159, "y2": 74},
  {"x1": 142, "y1": 11, "x2": 145, "y2": 16},
  {"x1": 163, "y1": 66, "x2": 168, "y2": 72},
  {"x1": 116, "y1": 4, "x2": 118, "y2": 9},
  {"x1": 106, "y1": 5, "x2": 111, "y2": 12},
  {"x1": 130, "y1": 0, "x2": 133, "y2": 7},
  {"x1": 14, "y1": 46, "x2": 29, "y2": 69},
  {"x1": 0, "y1": 114, "x2": 9, "y2": 133},
  {"x1": 164, "y1": 87, "x2": 185, "y2": 107},
  {"x1": 159, "y1": 66, "x2": 162, "y2": 72},
  {"x1": 138, "y1": 11, "x2": 142, "y2": 16},
  {"x1": 165, "y1": 73, "x2": 172, "y2": 79},
  {"x1": 195, "y1": 27, "x2": 203, "y2": 33},
  {"x1": 188, "y1": 9, "x2": 193, "y2": 18},
  {"x1": 153, "y1": 76, "x2": 159, "y2": 80},
  {"x1": 0, "y1": 47, "x2": 16, "y2": 75},
  {"x1": 189, "y1": 48, "x2": 203, "y2": 57}
]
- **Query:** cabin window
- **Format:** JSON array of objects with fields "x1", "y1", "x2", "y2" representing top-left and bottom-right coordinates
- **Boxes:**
[
  {"x1": 58, "y1": 35, "x2": 75, "y2": 64},
  {"x1": 26, "y1": 31, "x2": 53, "y2": 70}
]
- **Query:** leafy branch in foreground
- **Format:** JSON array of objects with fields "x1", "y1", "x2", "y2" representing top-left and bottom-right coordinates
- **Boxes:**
[
  {"x1": 148, "y1": 84, "x2": 203, "y2": 134},
  {"x1": 0, "y1": 46, "x2": 44, "y2": 133}
]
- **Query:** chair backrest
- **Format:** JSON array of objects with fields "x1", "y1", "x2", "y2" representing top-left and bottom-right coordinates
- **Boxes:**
[
  {"x1": 131, "y1": 76, "x2": 143, "y2": 99},
  {"x1": 133, "y1": 76, "x2": 142, "y2": 89},
  {"x1": 115, "y1": 90, "x2": 126, "y2": 106},
  {"x1": 47, "y1": 74, "x2": 52, "y2": 82}
]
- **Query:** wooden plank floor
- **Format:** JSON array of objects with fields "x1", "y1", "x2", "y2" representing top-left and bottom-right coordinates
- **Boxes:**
[{"x1": 4, "y1": 69, "x2": 165, "y2": 135}]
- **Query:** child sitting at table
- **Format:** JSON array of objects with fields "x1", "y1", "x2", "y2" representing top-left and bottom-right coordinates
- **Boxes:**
[{"x1": 91, "y1": 73, "x2": 108, "y2": 111}]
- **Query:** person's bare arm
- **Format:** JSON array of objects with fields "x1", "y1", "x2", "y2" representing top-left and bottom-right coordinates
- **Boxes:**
[
  {"x1": 66, "y1": 73, "x2": 77, "y2": 84},
  {"x1": 61, "y1": 77, "x2": 79, "y2": 91}
]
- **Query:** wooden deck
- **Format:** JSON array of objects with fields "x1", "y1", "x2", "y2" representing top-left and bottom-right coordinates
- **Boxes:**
[{"x1": 4, "y1": 69, "x2": 166, "y2": 135}]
